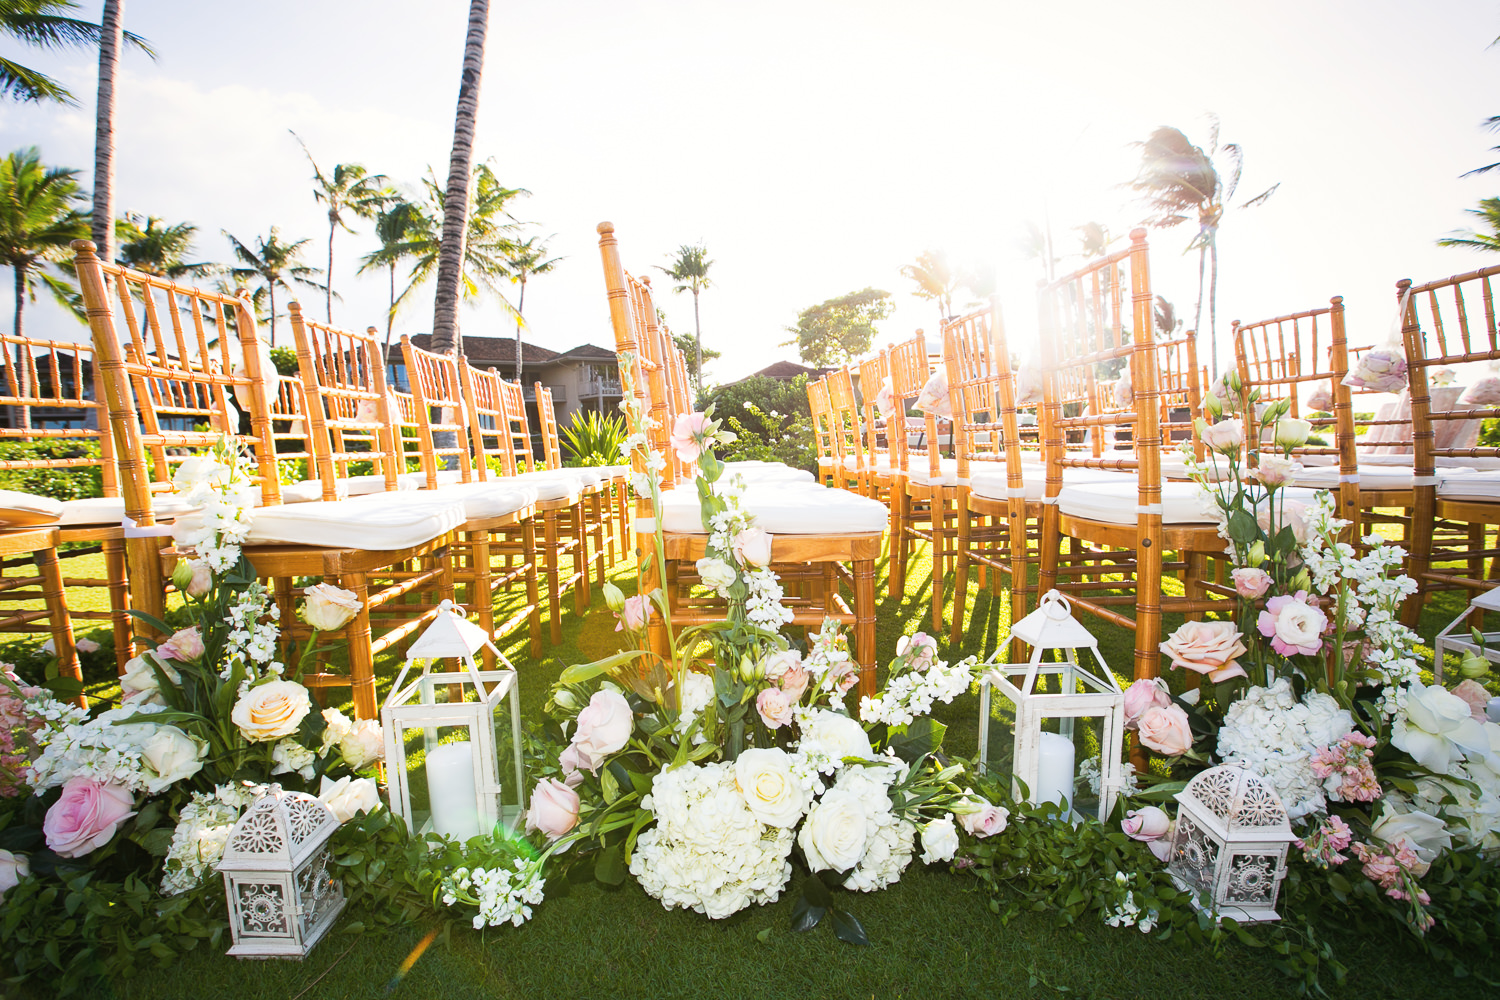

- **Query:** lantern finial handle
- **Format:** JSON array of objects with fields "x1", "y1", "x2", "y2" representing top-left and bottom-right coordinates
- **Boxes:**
[{"x1": 1038, "y1": 589, "x2": 1072, "y2": 621}]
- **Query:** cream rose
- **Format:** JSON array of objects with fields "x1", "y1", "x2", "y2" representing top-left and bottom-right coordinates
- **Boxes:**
[
  {"x1": 525, "y1": 778, "x2": 580, "y2": 840},
  {"x1": 733, "y1": 748, "x2": 809, "y2": 828},
  {"x1": 804, "y1": 710, "x2": 875, "y2": 763},
  {"x1": 755, "y1": 687, "x2": 795, "y2": 729},
  {"x1": 231, "y1": 680, "x2": 312, "y2": 743},
  {"x1": 1370, "y1": 803, "x2": 1451, "y2": 866},
  {"x1": 1160, "y1": 620, "x2": 1248, "y2": 684},
  {"x1": 571, "y1": 689, "x2": 633, "y2": 762},
  {"x1": 338, "y1": 719, "x2": 385, "y2": 769},
  {"x1": 694, "y1": 556, "x2": 737, "y2": 593},
  {"x1": 138, "y1": 725, "x2": 205, "y2": 792},
  {"x1": 798, "y1": 787, "x2": 869, "y2": 872},
  {"x1": 920, "y1": 816, "x2": 960, "y2": 864},
  {"x1": 302, "y1": 583, "x2": 362, "y2": 632},
  {"x1": 732, "y1": 526, "x2": 773, "y2": 569},
  {"x1": 1391, "y1": 683, "x2": 1491, "y2": 775},
  {"x1": 318, "y1": 775, "x2": 380, "y2": 823}
]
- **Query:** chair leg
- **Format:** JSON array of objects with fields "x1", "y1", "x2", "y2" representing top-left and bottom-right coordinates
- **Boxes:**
[
  {"x1": 523, "y1": 517, "x2": 542, "y2": 658},
  {"x1": 951, "y1": 502, "x2": 971, "y2": 646},
  {"x1": 890, "y1": 487, "x2": 910, "y2": 600},
  {"x1": 36, "y1": 545, "x2": 81, "y2": 707},
  {"x1": 930, "y1": 493, "x2": 946, "y2": 634},
  {"x1": 470, "y1": 530, "x2": 496, "y2": 668},
  {"x1": 572, "y1": 503, "x2": 591, "y2": 617},
  {"x1": 343, "y1": 574, "x2": 379, "y2": 720},
  {"x1": 103, "y1": 536, "x2": 132, "y2": 674},
  {"x1": 855, "y1": 556, "x2": 877, "y2": 699},
  {"x1": 543, "y1": 509, "x2": 563, "y2": 645},
  {"x1": 1134, "y1": 521, "x2": 1164, "y2": 681}
]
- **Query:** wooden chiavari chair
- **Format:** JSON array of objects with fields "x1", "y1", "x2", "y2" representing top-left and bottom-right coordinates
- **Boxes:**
[
  {"x1": 75, "y1": 241, "x2": 465, "y2": 719},
  {"x1": 857, "y1": 352, "x2": 894, "y2": 504},
  {"x1": 807, "y1": 375, "x2": 839, "y2": 487},
  {"x1": 0, "y1": 525, "x2": 80, "y2": 700},
  {"x1": 535, "y1": 382, "x2": 608, "y2": 593},
  {"x1": 825, "y1": 368, "x2": 867, "y2": 494},
  {"x1": 1035, "y1": 229, "x2": 1231, "y2": 680}
]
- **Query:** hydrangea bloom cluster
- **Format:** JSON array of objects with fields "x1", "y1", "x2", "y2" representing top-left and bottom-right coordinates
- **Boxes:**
[
  {"x1": 1217, "y1": 678, "x2": 1354, "y2": 820},
  {"x1": 630, "y1": 760, "x2": 797, "y2": 919},
  {"x1": 1311, "y1": 731, "x2": 1381, "y2": 803},
  {"x1": 440, "y1": 859, "x2": 547, "y2": 929},
  {"x1": 160, "y1": 781, "x2": 276, "y2": 895},
  {"x1": 28, "y1": 704, "x2": 206, "y2": 795},
  {"x1": 858, "y1": 632, "x2": 978, "y2": 728}
]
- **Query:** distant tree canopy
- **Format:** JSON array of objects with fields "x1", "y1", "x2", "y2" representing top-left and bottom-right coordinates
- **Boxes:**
[{"x1": 784, "y1": 287, "x2": 892, "y2": 367}]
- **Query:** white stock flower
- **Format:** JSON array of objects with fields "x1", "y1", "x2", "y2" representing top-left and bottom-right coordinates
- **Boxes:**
[{"x1": 270, "y1": 739, "x2": 317, "y2": 781}]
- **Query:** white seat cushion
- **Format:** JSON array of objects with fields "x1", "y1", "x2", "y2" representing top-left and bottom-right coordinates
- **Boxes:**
[
  {"x1": 342, "y1": 473, "x2": 415, "y2": 496},
  {"x1": 1058, "y1": 482, "x2": 1324, "y2": 525},
  {"x1": 969, "y1": 464, "x2": 1134, "y2": 502},
  {"x1": 396, "y1": 469, "x2": 466, "y2": 489},
  {"x1": 0, "y1": 488, "x2": 64, "y2": 527},
  {"x1": 593, "y1": 464, "x2": 630, "y2": 479},
  {"x1": 904, "y1": 457, "x2": 960, "y2": 487},
  {"x1": 1292, "y1": 465, "x2": 1414, "y2": 491},
  {"x1": 1361, "y1": 453, "x2": 1500, "y2": 471},
  {"x1": 659, "y1": 483, "x2": 887, "y2": 534},
  {"x1": 730, "y1": 466, "x2": 816, "y2": 484},
  {"x1": 245, "y1": 495, "x2": 465, "y2": 549},
  {"x1": 510, "y1": 471, "x2": 585, "y2": 502},
  {"x1": 56, "y1": 494, "x2": 201, "y2": 527},
  {"x1": 429, "y1": 481, "x2": 537, "y2": 520},
  {"x1": 1438, "y1": 470, "x2": 1500, "y2": 502}
]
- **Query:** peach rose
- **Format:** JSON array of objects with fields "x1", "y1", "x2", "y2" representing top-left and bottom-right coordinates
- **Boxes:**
[
  {"x1": 231, "y1": 679, "x2": 313, "y2": 743},
  {"x1": 1160, "y1": 620, "x2": 1248, "y2": 683},
  {"x1": 1137, "y1": 704, "x2": 1194, "y2": 756},
  {"x1": 1230, "y1": 567, "x2": 1272, "y2": 600},
  {"x1": 756, "y1": 687, "x2": 795, "y2": 729}
]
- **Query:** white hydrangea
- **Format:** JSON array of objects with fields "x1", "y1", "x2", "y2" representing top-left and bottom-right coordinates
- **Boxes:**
[
  {"x1": 629, "y1": 760, "x2": 795, "y2": 919},
  {"x1": 1217, "y1": 678, "x2": 1353, "y2": 820},
  {"x1": 29, "y1": 704, "x2": 177, "y2": 792},
  {"x1": 160, "y1": 781, "x2": 278, "y2": 895},
  {"x1": 799, "y1": 765, "x2": 915, "y2": 893},
  {"x1": 440, "y1": 858, "x2": 547, "y2": 929}
]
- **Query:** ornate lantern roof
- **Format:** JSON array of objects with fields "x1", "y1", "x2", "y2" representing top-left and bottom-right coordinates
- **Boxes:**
[
  {"x1": 1176, "y1": 765, "x2": 1295, "y2": 842},
  {"x1": 220, "y1": 790, "x2": 341, "y2": 873}
]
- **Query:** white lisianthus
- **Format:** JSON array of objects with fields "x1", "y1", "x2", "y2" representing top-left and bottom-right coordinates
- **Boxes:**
[
  {"x1": 694, "y1": 557, "x2": 737, "y2": 595},
  {"x1": 1370, "y1": 800, "x2": 1451, "y2": 866},
  {"x1": 920, "y1": 815, "x2": 960, "y2": 864},
  {"x1": 318, "y1": 775, "x2": 380, "y2": 823},
  {"x1": 733, "y1": 748, "x2": 809, "y2": 828},
  {"x1": 119, "y1": 653, "x2": 181, "y2": 706}
]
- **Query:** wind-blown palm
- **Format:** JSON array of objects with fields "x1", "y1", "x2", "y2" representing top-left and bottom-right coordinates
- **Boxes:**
[
  {"x1": 507, "y1": 234, "x2": 560, "y2": 380},
  {"x1": 1131, "y1": 118, "x2": 1278, "y2": 375},
  {"x1": 658, "y1": 243, "x2": 713, "y2": 394},
  {"x1": 900, "y1": 249, "x2": 958, "y2": 329},
  {"x1": 292, "y1": 133, "x2": 390, "y2": 324},
  {"x1": 1438, "y1": 197, "x2": 1500, "y2": 253},
  {"x1": 0, "y1": 147, "x2": 88, "y2": 425},
  {"x1": 223, "y1": 227, "x2": 328, "y2": 346},
  {"x1": 116, "y1": 212, "x2": 216, "y2": 278},
  {"x1": 0, "y1": 0, "x2": 151, "y2": 104},
  {"x1": 358, "y1": 196, "x2": 430, "y2": 354}
]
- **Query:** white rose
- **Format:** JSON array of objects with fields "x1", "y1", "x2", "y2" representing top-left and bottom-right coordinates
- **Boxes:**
[
  {"x1": 799, "y1": 788, "x2": 870, "y2": 873},
  {"x1": 138, "y1": 725, "x2": 205, "y2": 792},
  {"x1": 1370, "y1": 802, "x2": 1452, "y2": 866},
  {"x1": 733, "y1": 748, "x2": 809, "y2": 828},
  {"x1": 1393, "y1": 683, "x2": 1492, "y2": 775},
  {"x1": 0, "y1": 849, "x2": 28, "y2": 899},
  {"x1": 271, "y1": 739, "x2": 317, "y2": 780},
  {"x1": 231, "y1": 680, "x2": 312, "y2": 743},
  {"x1": 805, "y1": 710, "x2": 875, "y2": 764},
  {"x1": 338, "y1": 719, "x2": 385, "y2": 770},
  {"x1": 319, "y1": 707, "x2": 354, "y2": 756},
  {"x1": 920, "y1": 815, "x2": 960, "y2": 864},
  {"x1": 302, "y1": 583, "x2": 362, "y2": 632},
  {"x1": 171, "y1": 455, "x2": 231, "y2": 492},
  {"x1": 119, "y1": 653, "x2": 181, "y2": 706},
  {"x1": 694, "y1": 557, "x2": 737, "y2": 593},
  {"x1": 318, "y1": 775, "x2": 380, "y2": 823},
  {"x1": 674, "y1": 672, "x2": 715, "y2": 739}
]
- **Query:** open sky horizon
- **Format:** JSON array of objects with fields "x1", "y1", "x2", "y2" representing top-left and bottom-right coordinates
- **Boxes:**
[{"x1": 4, "y1": 0, "x2": 1500, "y2": 385}]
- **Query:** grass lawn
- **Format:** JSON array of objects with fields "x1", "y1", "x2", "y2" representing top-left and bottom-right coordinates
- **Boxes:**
[{"x1": 4, "y1": 535, "x2": 1496, "y2": 1000}]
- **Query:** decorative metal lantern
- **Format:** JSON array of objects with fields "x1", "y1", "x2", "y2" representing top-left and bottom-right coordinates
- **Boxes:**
[
  {"x1": 1432, "y1": 584, "x2": 1500, "y2": 683},
  {"x1": 380, "y1": 600, "x2": 524, "y2": 841},
  {"x1": 1166, "y1": 764, "x2": 1295, "y2": 923},
  {"x1": 978, "y1": 590, "x2": 1126, "y2": 820},
  {"x1": 220, "y1": 790, "x2": 345, "y2": 959}
]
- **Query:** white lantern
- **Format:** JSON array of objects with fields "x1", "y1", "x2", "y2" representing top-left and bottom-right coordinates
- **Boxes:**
[
  {"x1": 380, "y1": 600, "x2": 525, "y2": 840},
  {"x1": 978, "y1": 590, "x2": 1126, "y2": 820},
  {"x1": 219, "y1": 790, "x2": 345, "y2": 959},
  {"x1": 1432, "y1": 585, "x2": 1500, "y2": 684},
  {"x1": 1166, "y1": 764, "x2": 1295, "y2": 924}
]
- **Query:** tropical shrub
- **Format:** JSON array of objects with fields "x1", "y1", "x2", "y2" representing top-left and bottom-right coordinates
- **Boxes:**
[
  {"x1": 701, "y1": 375, "x2": 816, "y2": 472},
  {"x1": 0, "y1": 440, "x2": 104, "y2": 500},
  {"x1": 559, "y1": 409, "x2": 627, "y2": 467}
]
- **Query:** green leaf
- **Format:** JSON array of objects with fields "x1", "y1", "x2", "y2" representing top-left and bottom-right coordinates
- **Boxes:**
[
  {"x1": 559, "y1": 649, "x2": 649, "y2": 685},
  {"x1": 885, "y1": 717, "x2": 946, "y2": 763},
  {"x1": 831, "y1": 909, "x2": 870, "y2": 946},
  {"x1": 1226, "y1": 510, "x2": 1259, "y2": 544},
  {"x1": 601, "y1": 767, "x2": 620, "y2": 805},
  {"x1": 756, "y1": 927, "x2": 772, "y2": 944},
  {"x1": 802, "y1": 872, "x2": 834, "y2": 909},
  {"x1": 790, "y1": 893, "x2": 827, "y2": 933},
  {"x1": 594, "y1": 844, "x2": 625, "y2": 886}
]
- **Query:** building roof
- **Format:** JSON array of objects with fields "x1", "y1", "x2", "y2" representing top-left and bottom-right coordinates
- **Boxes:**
[
  {"x1": 550, "y1": 344, "x2": 618, "y2": 363},
  {"x1": 737, "y1": 360, "x2": 831, "y2": 383},
  {"x1": 389, "y1": 334, "x2": 559, "y2": 367}
]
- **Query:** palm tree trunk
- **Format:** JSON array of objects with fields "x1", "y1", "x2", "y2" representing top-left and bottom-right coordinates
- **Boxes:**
[
  {"x1": 430, "y1": 0, "x2": 490, "y2": 356},
  {"x1": 91, "y1": 0, "x2": 123, "y2": 265},
  {"x1": 515, "y1": 274, "x2": 526, "y2": 381},
  {"x1": 385, "y1": 262, "x2": 396, "y2": 357},
  {"x1": 1193, "y1": 244, "x2": 1208, "y2": 373},
  {"x1": 1209, "y1": 240, "x2": 1219, "y2": 377},
  {"x1": 692, "y1": 286, "x2": 702, "y2": 395},
  {"x1": 13, "y1": 265, "x2": 31, "y2": 432},
  {"x1": 268, "y1": 282, "x2": 277, "y2": 347},
  {"x1": 326, "y1": 215, "x2": 335, "y2": 323}
]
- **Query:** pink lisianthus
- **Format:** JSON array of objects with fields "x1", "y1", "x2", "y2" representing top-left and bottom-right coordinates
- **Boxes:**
[
  {"x1": 1122, "y1": 678, "x2": 1171, "y2": 730},
  {"x1": 1230, "y1": 567, "x2": 1272, "y2": 600},
  {"x1": 1254, "y1": 455, "x2": 1302, "y2": 488},
  {"x1": 1256, "y1": 499, "x2": 1311, "y2": 544},
  {"x1": 1451, "y1": 679, "x2": 1492, "y2": 722},
  {"x1": 956, "y1": 802, "x2": 1009, "y2": 838},
  {"x1": 1159, "y1": 620, "x2": 1248, "y2": 683},
  {"x1": 1257, "y1": 591, "x2": 1328, "y2": 656},
  {"x1": 669, "y1": 412, "x2": 712, "y2": 464},
  {"x1": 1200, "y1": 419, "x2": 1243, "y2": 454},
  {"x1": 732, "y1": 526, "x2": 773, "y2": 568},
  {"x1": 1137, "y1": 704, "x2": 1194, "y2": 756},
  {"x1": 156, "y1": 626, "x2": 205, "y2": 662},
  {"x1": 755, "y1": 687, "x2": 795, "y2": 729},
  {"x1": 615, "y1": 595, "x2": 654, "y2": 632}
]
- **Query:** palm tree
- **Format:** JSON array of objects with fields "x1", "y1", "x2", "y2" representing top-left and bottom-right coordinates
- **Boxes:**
[
  {"x1": 115, "y1": 212, "x2": 215, "y2": 277},
  {"x1": 1439, "y1": 198, "x2": 1500, "y2": 253},
  {"x1": 899, "y1": 249, "x2": 957, "y2": 329},
  {"x1": 291, "y1": 132, "x2": 390, "y2": 324},
  {"x1": 357, "y1": 196, "x2": 430, "y2": 355},
  {"x1": 430, "y1": 0, "x2": 490, "y2": 356},
  {"x1": 0, "y1": 0, "x2": 150, "y2": 104},
  {"x1": 507, "y1": 234, "x2": 560, "y2": 380},
  {"x1": 658, "y1": 243, "x2": 714, "y2": 394},
  {"x1": 1130, "y1": 118, "x2": 1278, "y2": 375},
  {"x1": 0, "y1": 147, "x2": 88, "y2": 427},
  {"x1": 223, "y1": 227, "x2": 327, "y2": 345}
]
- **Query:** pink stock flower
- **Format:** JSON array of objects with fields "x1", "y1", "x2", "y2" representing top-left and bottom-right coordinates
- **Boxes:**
[
  {"x1": 615, "y1": 595, "x2": 654, "y2": 632},
  {"x1": 1230, "y1": 567, "x2": 1272, "y2": 600},
  {"x1": 755, "y1": 687, "x2": 795, "y2": 729},
  {"x1": 1296, "y1": 814, "x2": 1354, "y2": 867},
  {"x1": 669, "y1": 412, "x2": 712, "y2": 464},
  {"x1": 896, "y1": 633, "x2": 940, "y2": 672},
  {"x1": 1122, "y1": 678, "x2": 1171, "y2": 730},
  {"x1": 1160, "y1": 620, "x2": 1248, "y2": 683},
  {"x1": 43, "y1": 777, "x2": 135, "y2": 858},
  {"x1": 824, "y1": 659, "x2": 858, "y2": 696},
  {"x1": 1257, "y1": 591, "x2": 1328, "y2": 657},
  {"x1": 1311, "y1": 731, "x2": 1382, "y2": 803}
]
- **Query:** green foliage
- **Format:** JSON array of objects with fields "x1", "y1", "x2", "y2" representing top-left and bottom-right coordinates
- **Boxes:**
[
  {"x1": 702, "y1": 375, "x2": 816, "y2": 472},
  {"x1": 559, "y1": 408, "x2": 627, "y2": 467},
  {"x1": 0, "y1": 438, "x2": 103, "y2": 499},
  {"x1": 267, "y1": 345, "x2": 299, "y2": 376},
  {"x1": 784, "y1": 288, "x2": 892, "y2": 367}
]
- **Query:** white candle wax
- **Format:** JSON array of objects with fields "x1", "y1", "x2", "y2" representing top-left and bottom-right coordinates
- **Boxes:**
[
  {"x1": 1488, "y1": 697, "x2": 1500, "y2": 725},
  {"x1": 425, "y1": 742, "x2": 480, "y2": 840},
  {"x1": 1033, "y1": 731, "x2": 1076, "y2": 813}
]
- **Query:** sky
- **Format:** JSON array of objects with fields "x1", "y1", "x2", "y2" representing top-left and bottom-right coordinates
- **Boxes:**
[{"x1": 4, "y1": 0, "x2": 1500, "y2": 384}]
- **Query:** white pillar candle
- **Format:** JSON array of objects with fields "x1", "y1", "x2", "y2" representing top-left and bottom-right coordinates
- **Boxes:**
[
  {"x1": 1034, "y1": 731, "x2": 1076, "y2": 813},
  {"x1": 1488, "y1": 697, "x2": 1500, "y2": 725},
  {"x1": 425, "y1": 742, "x2": 480, "y2": 840}
]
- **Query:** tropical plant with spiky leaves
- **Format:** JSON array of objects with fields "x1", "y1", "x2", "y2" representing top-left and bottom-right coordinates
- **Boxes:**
[
  {"x1": 899, "y1": 249, "x2": 957, "y2": 330},
  {"x1": 507, "y1": 233, "x2": 561, "y2": 380},
  {"x1": 291, "y1": 132, "x2": 391, "y2": 324},
  {"x1": 222, "y1": 227, "x2": 327, "y2": 345},
  {"x1": 1438, "y1": 197, "x2": 1500, "y2": 254},
  {"x1": 0, "y1": 0, "x2": 151, "y2": 104},
  {"x1": 658, "y1": 243, "x2": 714, "y2": 395},
  {"x1": 115, "y1": 212, "x2": 216, "y2": 278},
  {"x1": 358, "y1": 195, "x2": 430, "y2": 354}
]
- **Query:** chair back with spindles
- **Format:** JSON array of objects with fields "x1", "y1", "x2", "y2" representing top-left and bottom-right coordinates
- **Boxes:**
[
  {"x1": 806, "y1": 375, "x2": 838, "y2": 485},
  {"x1": 886, "y1": 333, "x2": 936, "y2": 482},
  {"x1": 825, "y1": 367, "x2": 865, "y2": 492},
  {"x1": 402, "y1": 336, "x2": 476, "y2": 488},
  {"x1": 267, "y1": 372, "x2": 315, "y2": 481},
  {"x1": 1156, "y1": 331, "x2": 1204, "y2": 462},
  {"x1": 857, "y1": 352, "x2": 891, "y2": 485},
  {"x1": 0, "y1": 334, "x2": 118, "y2": 497},
  {"x1": 534, "y1": 383, "x2": 564, "y2": 470},
  {"x1": 942, "y1": 301, "x2": 1010, "y2": 487},
  {"x1": 459, "y1": 362, "x2": 511, "y2": 478},
  {"x1": 288, "y1": 307, "x2": 402, "y2": 499}
]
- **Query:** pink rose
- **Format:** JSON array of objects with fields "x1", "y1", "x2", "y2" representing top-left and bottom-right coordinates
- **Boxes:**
[
  {"x1": 1160, "y1": 620, "x2": 1248, "y2": 683},
  {"x1": 1452, "y1": 679, "x2": 1492, "y2": 721},
  {"x1": 670, "y1": 412, "x2": 711, "y2": 464},
  {"x1": 570, "y1": 690, "x2": 633, "y2": 767},
  {"x1": 732, "y1": 526, "x2": 773, "y2": 568},
  {"x1": 1122, "y1": 805, "x2": 1172, "y2": 841},
  {"x1": 615, "y1": 595, "x2": 653, "y2": 632},
  {"x1": 1122, "y1": 678, "x2": 1171, "y2": 729},
  {"x1": 1137, "y1": 704, "x2": 1194, "y2": 756},
  {"x1": 1230, "y1": 567, "x2": 1272, "y2": 600},
  {"x1": 157, "y1": 626, "x2": 205, "y2": 662},
  {"x1": 1257, "y1": 591, "x2": 1328, "y2": 657},
  {"x1": 1256, "y1": 499, "x2": 1311, "y2": 544},
  {"x1": 525, "y1": 778, "x2": 580, "y2": 840},
  {"x1": 1200, "y1": 419, "x2": 1243, "y2": 454},
  {"x1": 756, "y1": 687, "x2": 795, "y2": 729},
  {"x1": 43, "y1": 777, "x2": 135, "y2": 858},
  {"x1": 779, "y1": 665, "x2": 810, "y2": 703},
  {"x1": 957, "y1": 803, "x2": 1009, "y2": 838}
]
